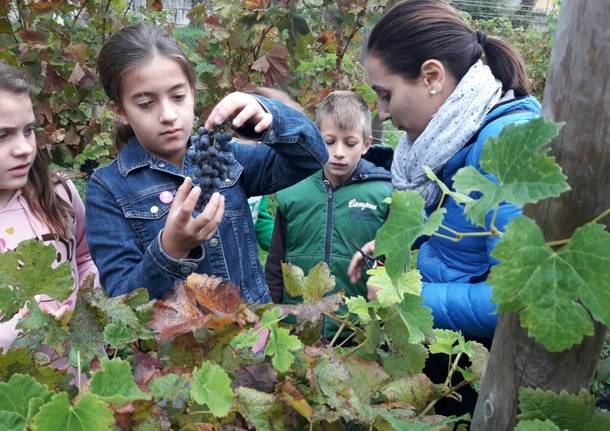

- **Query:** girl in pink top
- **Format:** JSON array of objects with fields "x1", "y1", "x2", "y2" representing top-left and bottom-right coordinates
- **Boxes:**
[{"x1": 0, "y1": 61, "x2": 98, "y2": 351}]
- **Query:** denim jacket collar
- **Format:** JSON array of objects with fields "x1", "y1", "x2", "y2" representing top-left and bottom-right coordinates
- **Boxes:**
[{"x1": 117, "y1": 138, "x2": 186, "y2": 178}]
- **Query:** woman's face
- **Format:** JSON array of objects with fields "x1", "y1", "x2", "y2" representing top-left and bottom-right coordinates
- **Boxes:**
[{"x1": 365, "y1": 55, "x2": 451, "y2": 141}]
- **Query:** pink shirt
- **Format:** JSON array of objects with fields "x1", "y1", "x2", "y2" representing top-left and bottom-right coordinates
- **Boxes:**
[{"x1": 0, "y1": 180, "x2": 98, "y2": 351}]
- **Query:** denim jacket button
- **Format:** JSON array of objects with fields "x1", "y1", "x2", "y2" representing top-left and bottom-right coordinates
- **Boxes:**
[
  {"x1": 158, "y1": 162, "x2": 166, "y2": 168},
  {"x1": 180, "y1": 266, "x2": 191, "y2": 275},
  {"x1": 209, "y1": 238, "x2": 219, "y2": 247}
]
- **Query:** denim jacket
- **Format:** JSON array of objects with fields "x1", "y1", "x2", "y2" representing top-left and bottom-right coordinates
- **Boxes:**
[{"x1": 85, "y1": 97, "x2": 327, "y2": 302}]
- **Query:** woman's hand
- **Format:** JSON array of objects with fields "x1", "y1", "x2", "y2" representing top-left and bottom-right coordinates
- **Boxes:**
[
  {"x1": 205, "y1": 91, "x2": 272, "y2": 134},
  {"x1": 161, "y1": 177, "x2": 225, "y2": 259},
  {"x1": 347, "y1": 240, "x2": 376, "y2": 284}
]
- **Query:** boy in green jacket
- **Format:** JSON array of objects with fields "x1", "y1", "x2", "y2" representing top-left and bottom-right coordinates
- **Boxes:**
[{"x1": 265, "y1": 91, "x2": 393, "y2": 338}]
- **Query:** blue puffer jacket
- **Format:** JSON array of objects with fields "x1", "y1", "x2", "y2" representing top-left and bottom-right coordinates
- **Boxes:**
[{"x1": 420, "y1": 96, "x2": 541, "y2": 339}]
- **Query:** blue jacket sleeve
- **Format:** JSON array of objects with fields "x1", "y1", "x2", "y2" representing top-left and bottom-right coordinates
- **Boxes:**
[
  {"x1": 85, "y1": 175, "x2": 204, "y2": 299},
  {"x1": 232, "y1": 96, "x2": 328, "y2": 198}
]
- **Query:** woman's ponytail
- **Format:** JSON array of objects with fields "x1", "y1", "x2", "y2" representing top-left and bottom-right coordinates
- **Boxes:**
[{"x1": 481, "y1": 34, "x2": 530, "y2": 97}]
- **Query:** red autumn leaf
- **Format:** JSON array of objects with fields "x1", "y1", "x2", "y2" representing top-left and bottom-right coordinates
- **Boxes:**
[
  {"x1": 234, "y1": 363, "x2": 277, "y2": 393},
  {"x1": 252, "y1": 44, "x2": 289, "y2": 86},
  {"x1": 149, "y1": 283, "x2": 211, "y2": 342},
  {"x1": 16, "y1": 29, "x2": 48, "y2": 43},
  {"x1": 316, "y1": 31, "x2": 332, "y2": 45},
  {"x1": 64, "y1": 43, "x2": 89, "y2": 63},
  {"x1": 42, "y1": 64, "x2": 64, "y2": 93},
  {"x1": 186, "y1": 273, "x2": 243, "y2": 314},
  {"x1": 204, "y1": 15, "x2": 218, "y2": 26}
]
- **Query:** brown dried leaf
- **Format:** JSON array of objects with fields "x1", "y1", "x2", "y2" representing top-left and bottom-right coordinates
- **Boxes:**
[
  {"x1": 251, "y1": 55, "x2": 270, "y2": 74},
  {"x1": 186, "y1": 273, "x2": 244, "y2": 314},
  {"x1": 234, "y1": 363, "x2": 277, "y2": 393},
  {"x1": 266, "y1": 44, "x2": 289, "y2": 77},
  {"x1": 148, "y1": 283, "x2": 210, "y2": 342},
  {"x1": 42, "y1": 64, "x2": 64, "y2": 93},
  {"x1": 68, "y1": 63, "x2": 85, "y2": 85},
  {"x1": 281, "y1": 380, "x2": 314, "y2": 420},
  {"x1": 147, "y1": 0, "x2": 163, "y2": 11}
]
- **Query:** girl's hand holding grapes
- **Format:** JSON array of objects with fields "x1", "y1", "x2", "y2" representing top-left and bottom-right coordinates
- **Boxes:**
[
  {"x1": 161, "y1": 177, "x2": 225, "y2": 259},
  {"x1": 205, "y1": 92, "x2": 272, "y2": 133}
]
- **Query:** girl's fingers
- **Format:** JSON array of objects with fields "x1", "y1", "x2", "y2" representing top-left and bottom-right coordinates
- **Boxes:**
[
  {"x1": 200, "y1": 195, "x2": 225, "y2": 241},
  {"x1": 173, "y1": 177, "x2": 193, "y2": 207},
  {"x1": 347, "y1": 252, "x2": 364, "y2": 284},
  {"x1": 254, "y1": 112, "x2": 273, "y2": 133},
  {"x1": 231, "y1": 101, "x2": 262, "y2": 129},
  {"x1": 193, "y1": 193, "x2": 223, "y2": 231},
  {"x1": 367, "y1": 284, "x2": 380, "y2": 301},
  {"x1": 174, "y1": 186, "x2": 201, "y2": 225}
]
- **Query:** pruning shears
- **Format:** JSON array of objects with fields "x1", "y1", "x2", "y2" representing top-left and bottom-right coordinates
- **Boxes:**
[{"x1": 347, "y1": 238, "x2": 377, "y2": 270}]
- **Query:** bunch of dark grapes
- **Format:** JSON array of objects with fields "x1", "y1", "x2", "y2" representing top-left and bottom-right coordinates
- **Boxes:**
[{"x1": 186, "y1": 126, "x2": 236, "y2": 209}]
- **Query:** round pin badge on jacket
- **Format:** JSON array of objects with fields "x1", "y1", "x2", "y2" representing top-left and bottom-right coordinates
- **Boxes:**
[{"x1": 159, "y1": 191, "x2": 174, "y2": 204}]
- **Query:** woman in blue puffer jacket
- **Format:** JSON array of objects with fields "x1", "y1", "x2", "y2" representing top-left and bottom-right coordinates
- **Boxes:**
[{"x1": 348, "y1": 0, "x2": 540, "y2": 340}]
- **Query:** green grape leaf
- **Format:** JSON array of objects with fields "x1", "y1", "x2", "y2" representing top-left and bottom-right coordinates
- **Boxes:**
[
  {"x1": 191, "y1": 361, "x2": 233, "y2": 418},
  {"x1": 393, "y1": 294, "x2": 434, "y2": 344},
  {"x1": 0, "y1": 411, "x2": 23, "y2": 430},
  {"x1": 149, "y1": 373, "x2": 189, "y2": 401},
  {"x1": 367, "y1": 267, "x2": 422, "y2": 307},
  {"x1": 0, "y1": 240, "x2": 73, "y2": 322},
  {"x1": 518, "y1": 388, "x2": 610, "y2": 431},
  {"x1": 383, "y1": 313, "x2": 428, "y2": 377},
  {"x1": 345, "y1": 295, "x2": 373, "y2": 324},
  {"x1": 30, "y1": 393, "x2": 114, "y2": 431},
  {"x1": 281, "y1": 262, "x2": 335, "y2": 302},
  {"x1": 376, "y1": 191, "x2": 445, "y2": 284},
  {"x1": 429, "y1": 329, "x2": 463, "y2": 355},
  {"x1": 381, "y1": 373, "x2": 433, "y2": 412},
  {"x1": 103, "y1": 321, "x2": 136, "y2": 348},
  {"x1": 363, "y1": 318, "x2": 382, "y2": 355},
  {"x1": 68, "y1": 298, "x2": 106, "y2": 366},
  {"x1": 86, "y1": 289, "x2": 141, "y2": 329},
  {"x1": 237, "y1": 387, "x2": 284, "y2": 431},
  {"x1": 312, "y1": 356, "x2": 351, "y2": 409},
  {"x1": 344, "y1": 356, "x2": 390, "y2": 403},
  {"x1": 90, "y1": 358, "x2": 150, "y2": 405},
  {"x1": 490, "y1": 217, "x2": 610, "y2": 351},
  {"x1": 453, "y1": 119, "x2": 567, "y2": 227},
  {"x1": 0, "y1": 374, "x2": 51, "y2": 429},
  {"x1": 264, "y1": 326, "x2": 302, "y2": 373},
  {"x1": 460, "y1": 341, "x2": 489, "y2": 388},
  {"x1": 278, "y1": 293, "x2": 343, "y2": 324},
  {"x1": 515, "y1": 419, "x2": 564, "y2": 431},
  {"x1": 0, "y1": 350, "x2": 65, "y2": 390}
]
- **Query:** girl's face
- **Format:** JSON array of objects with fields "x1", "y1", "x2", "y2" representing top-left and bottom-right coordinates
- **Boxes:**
[
  {"x1": 0, "y1": 90, "x2": 37, "y2": 207},
  {"x1": 365, "y1": 55, "x2": 452, "y2": 141},
  {"x1": 111, "y1": 55, "x2": 195, "y2": 167}
]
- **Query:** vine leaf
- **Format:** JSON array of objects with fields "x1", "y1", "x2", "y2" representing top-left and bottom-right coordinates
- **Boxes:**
[
  {"x1": 379, "y1": 412, "x2": 471, "y2": 431},
  {"x1": 429, "y1": 329, "x2": 463, "y2": 355},
  {"x1": 90, "y1": 358, "x2": 151, "y2": 405},
  {"x1": 345, "y1": 295, "x2": 373, "y2": 324},
  {"x1": 0, "y1": 373, "x2": 51, "y2": 430},
  {"x1": 0, "y1": 350, "x2": 65, "y2": 390},
  {"x1": 490, "y1": 217, "x2": 610, "y2": 351},
  {"x1": 191, "y1": 361, "x2": 234, "y2": 418},
  {"x1": 282, "y1": 262, "x2": 335, "y2": 302},
  {"x1": 381, "y1": 373, "x2": 433, "y2": 412},
  {"x1": 265, "y1": 326, "x2": 303, "y2": 373},
  {"x1": 0, "y1": 240, "x2": 73, "y2": 322},
  {"x1": 237, "y1": 387, "x2": 283, "y2": 431},
  {"x1": 30, "y1": 393, "x2": 114, "y2": 431},
  {"x1": 393, "y1": 294, "x2": 434, "y2": 345},
  {"x1": 280, "y1": 380, "x2": 314, "y2": 420},
  {"x1": 518, "y1": 388, "x2": 610, "y2": 431},
  {"x1": 367, "y1": 266, "x2": 422, "y2": 307},
  {"x1": 149, "y1": 373, "x2": 190, "y2": 401},
  {"x1": 376, "y1": 191, "x2": 445, "y2": 284},
  {"x1": 514, "y1": 419, "x2": 564, "y2": 431},
  {"x1": 453, "y1": 119, "x2": 567, "y2": 227},
  {"x1": 103, "y1": 321, "x2": 136, "y2": 348},
  {"x1": 278, "y1": 293, "x2": 343, "y2": 324}
]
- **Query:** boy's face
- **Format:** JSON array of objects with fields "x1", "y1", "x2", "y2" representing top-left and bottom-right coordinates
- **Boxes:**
[{"x1": 320, "y1": 117, "x2": 371, "y2": 188}]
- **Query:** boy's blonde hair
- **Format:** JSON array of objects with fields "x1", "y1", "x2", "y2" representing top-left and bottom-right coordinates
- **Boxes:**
[{"x1": 315, "y1": 91, "x2": 371, "y2": 141}]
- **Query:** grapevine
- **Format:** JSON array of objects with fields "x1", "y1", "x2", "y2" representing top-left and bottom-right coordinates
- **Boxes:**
[{"x1": 186, "y1": 126, "x2": 236, "y2": 209}]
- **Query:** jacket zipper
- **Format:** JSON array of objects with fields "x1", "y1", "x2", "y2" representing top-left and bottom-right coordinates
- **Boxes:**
[{"x1": 323, "y1": 180, "x2": 333, "y2": 264}]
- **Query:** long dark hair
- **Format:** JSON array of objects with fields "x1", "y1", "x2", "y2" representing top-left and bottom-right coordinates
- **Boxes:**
[
  {"x1": 0, "y1": 61, "x2": 73, "y2": 243},
  {"x1": 368, "y1": 0, "x2": 530, "y2": 96},
  {"x1": 97, "y1": 24, "x2": 196, "y2": 150}
]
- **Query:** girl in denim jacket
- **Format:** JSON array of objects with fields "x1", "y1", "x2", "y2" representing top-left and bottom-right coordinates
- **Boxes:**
[{"x1": 85, "y1": 24, "x2": 327, "y2": 303}]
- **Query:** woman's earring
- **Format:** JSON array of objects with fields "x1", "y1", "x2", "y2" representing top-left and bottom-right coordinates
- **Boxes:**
[{"x1": 430, "y1": 89, "x2": 438, "y2": 96}]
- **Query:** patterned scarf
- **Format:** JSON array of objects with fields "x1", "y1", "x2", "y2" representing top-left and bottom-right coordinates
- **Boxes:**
[{"x1": 391, "y1": 61, "x2": 503, "y2": 207}]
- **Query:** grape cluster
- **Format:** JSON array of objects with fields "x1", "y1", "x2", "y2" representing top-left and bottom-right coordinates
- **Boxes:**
[{"x1": 186, "y1": 126, "x2": 236, "y2": 209}]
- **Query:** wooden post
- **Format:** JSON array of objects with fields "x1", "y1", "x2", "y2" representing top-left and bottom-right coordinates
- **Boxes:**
[{"x1": 472, "y1": 1, "x2": 610, "y2": 429}]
